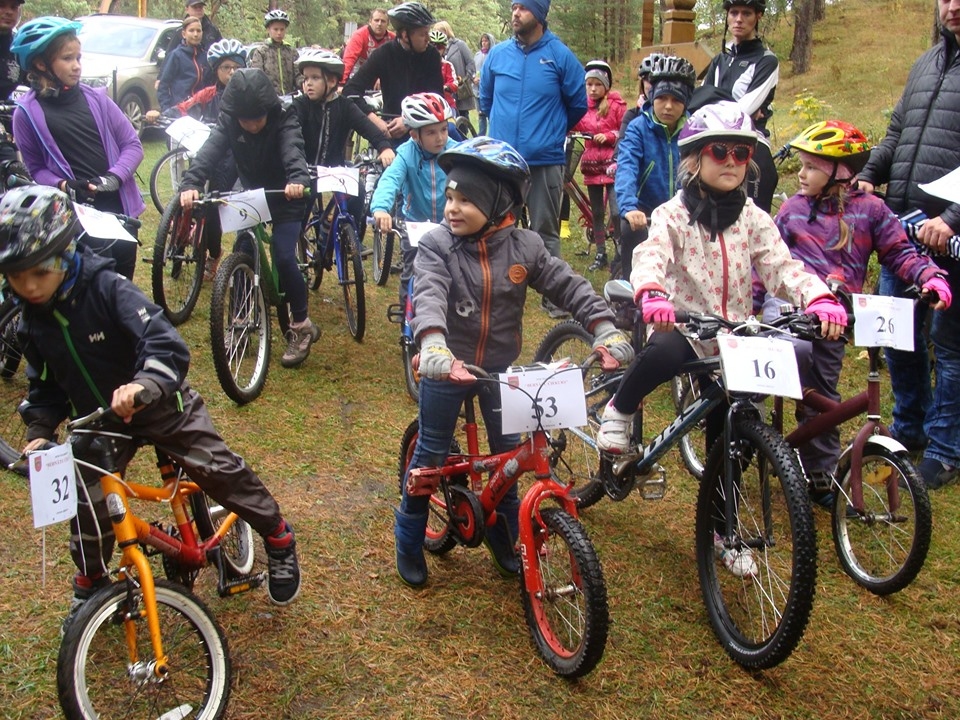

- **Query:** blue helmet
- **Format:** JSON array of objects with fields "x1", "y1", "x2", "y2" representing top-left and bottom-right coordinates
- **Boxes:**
[
  {"x1": 438, "y1": 136, "x2": 531, "y2": 210},
  {"x1": 11, "y1": 17, "x2": 82, "y2": 71}
]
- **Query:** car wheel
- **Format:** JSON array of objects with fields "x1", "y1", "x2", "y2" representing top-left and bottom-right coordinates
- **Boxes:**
[{"x1": 119, "y1": 91, "x2": 146, "y2": 136}]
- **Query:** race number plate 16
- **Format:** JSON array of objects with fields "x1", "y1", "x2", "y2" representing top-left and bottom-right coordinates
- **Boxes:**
[
  {"x1": 499, "y1": 363, "x2": 588, "y2": 434},
  {"x1": 28, "y1": 443, "x2": 78, "y2": 528},
  {"x1": 717, "y1": 335, "x2": 803, "y2": 399},
  {"x1": 851, "y1": 294, "x2": 914, "y2": 351}
]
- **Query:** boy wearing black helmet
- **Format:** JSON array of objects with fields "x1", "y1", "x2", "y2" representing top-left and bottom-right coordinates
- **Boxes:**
[
  {"x1": 393, "y1": 135, "x2": 634, "y2": 588},
  {"x1": 179, "y1": 67, "x2": 320, "y2": 369},
  {"x1": 0, "y1": 185, "x2": 302, "y2": 616}
]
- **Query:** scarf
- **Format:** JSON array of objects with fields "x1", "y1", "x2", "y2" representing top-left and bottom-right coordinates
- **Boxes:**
[{"x1": 681, "y1": 182, "x2": 747, "y2": 242}]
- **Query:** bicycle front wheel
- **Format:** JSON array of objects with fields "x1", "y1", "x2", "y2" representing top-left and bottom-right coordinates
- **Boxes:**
[
  {"x1": 520, "y1": 507, "x2": 608, "y2": 678},
  {"x1": 152, "y1": 199, "x2": 206, "y2": 326},
  {"x1": 150, "y1": 147, "x2": 191, "y2": 214},
  {"x1": 833, "y1": 446, "x2": 932, "y2": 595},
  {"x1": 532, "y1": 321, "x2": 611, "y2": 509},
  {"x1": 191, "y1": 492, "x2": 256, "y2": 577},
  {"x1": 57, "y1": 579, "x2": 231, "y2": 720},
  {"x1": 209, "y1": 253, "x2": 270, "y2": 404},
  {"x1": 695, "y1": 418, "x2": 817, "y2": 670},
  {"x1": 0, "y1": 298, "x2": 27, "y2": 471},
  {"x1": 371, "y1": 226, "x2": 394, "y2": 287},
  {"x1": 338, "y1": 222, "x2": 366, "y2": 341}
]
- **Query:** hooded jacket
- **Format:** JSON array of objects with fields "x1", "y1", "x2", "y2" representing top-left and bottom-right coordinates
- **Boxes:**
[
  {"x1": 411, "y1": 222, "x2": 614, "y2": 368},
  {"x1": 614, "y1": 104, "x2": 684, "y2": 216},
  {"x1": 479, "y1": 29, "x2": 587, "y2": 166},
  {"x1": 369, "y1": 135, "x2": 457, "y2": 222},
  {"x1": 572, "y1": 90, "x2": 626, "y2": 186},
  {"x1": 292, "y1": 92, "x2": 392, "y2": 166},
  {"x1": 158, "y1": 42, "x2": 211, "y2": 111},
  {"x1": 180, "y1": 69, "x2": 310, "y2": 223},
  {"x1": 248, "y1": 39, "x2": 300, "y2": 96},
  {"x1": 17, "y1": 251, "x2": 190, "y2": 439}
]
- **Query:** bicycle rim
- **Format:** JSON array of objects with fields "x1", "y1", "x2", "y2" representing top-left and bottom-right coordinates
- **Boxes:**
[
  {"x1": 833, "y1": 447, "x2": 932, "y2": 595},
  {"x1": 150, "y1": 148, "x2": 190, "y2": 214},
  {"x1": 191, "y1": 492, "x2": 256, "y2": 577},
  {"x1": 57, "y1": 580, "x2": 231, "y2": 720},
  {"x1": 209, "y1": 253, "x2": 270, "y2": 404},
  {"x1": 338, "y1": 223, "x2": 366, "y2": 341},
  {"x1": 372, "y1": 227, "x2": 394, "y2": 287},
  {"x1": 398, "y1": 420, "x2": 459, "y2": 555},
  {"x1": 673, "y1": 373, "x2": 707, "y2": 480},
  {"x1": 0, "y1": 299, "x2": 27, "y2": 471},
  {"x1": 695, "y1": 418, "x2": 816, "y2": 670},
  {"x1": 401, "y1": 336, "x2": 419, "y2": 403},
  {"x1": 520, "y1": 507, "x2": 608, "y2": 678},
  {"x1": 152, "y1": 199, "x2": 206, "y2": 326}
]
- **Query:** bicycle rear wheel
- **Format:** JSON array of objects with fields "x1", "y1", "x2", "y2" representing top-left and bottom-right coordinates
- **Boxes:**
[
  {"x1": 401, "y1": 333, "x2": 419, "y2": 403},
  {"x1": 191, "y1": 492, "x2": 256, "y2": 577},
  {"x1": 832, "y1": 446, "x2": 931, "y2": 595},
  {"x1": 673, "y1": 372, "x2": 707, "y2": 480},
  {"x1": 209, "y1": 253, "x2": 270, "y2": 404},
  {"x1": 695, "y1": 418, "x2": 816, "y2": 670},
  {"x1": 0, "y1": 298, "x2": 27, "y2": 472},
  {"x1": 152, "y1": 199, "x2": 207, "y2": 326},
  {"x1": 520, "y1": 507, "x2": 608, "y2": 678},
  {"x1": 338, "y1": 222, "x2": 366, "y2": 341},
  {"x1": 371, "y1": 226, "x2": 394, "y2": 287},
  {"x1": 149, "y1": 147, "x2": 191, "y2": 214},
  {"x1": 57, "y1": 579, "x2": 231, "y2": 720}
]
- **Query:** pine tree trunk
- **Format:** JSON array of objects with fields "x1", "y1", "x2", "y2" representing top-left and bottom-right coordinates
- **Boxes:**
[
  {"x1": 813, "y1": 0, "x2": 826, "y2": 22},
  {"x1": 791, "y1": 0, "x2": 815, "y2": 74}
]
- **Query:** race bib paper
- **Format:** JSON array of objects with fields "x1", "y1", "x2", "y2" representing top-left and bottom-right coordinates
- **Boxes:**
[
  {"x1": 29, "y1": 444, "x2": 78, "y2": 528},
  {"x1": 314, "y1": 166, "x2": 360, "y2": 196},
  {"x1": 405, "y1": 222, "x2": 442, "y2": 248},
  {"x1": 851, "y1": 294, "x2": 914, "y2": 350},
  {"x1": 718, "y1": 335, "x2": 802, "y2": 399},
  {"x1": 218, "y1": 189, "x2": 271, "y2": 232},
  {"x1": 75, "y1": 205, "x2": 138, "y2": 243},
  {"x1": 499, "y1": 363, "x2": 587, "y2": 434},
  {"x1": 165, "y1": 116, "x2": 211, "y2": 155}
]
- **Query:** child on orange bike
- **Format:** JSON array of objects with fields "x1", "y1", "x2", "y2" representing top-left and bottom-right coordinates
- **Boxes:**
[
  {"x1": 0, "y1": 186, "x2": 302, "y2": 620},
  {"x1": 596, "y1": 103, "x2": 848, "y2": 575},
  {"x1": 570, "y1": 59, "x2": 625, "y2": 273},
  {"x1": 370, "y1": 92, "x2": 457, "y2": 307},
  {"x1": 394, "y1": 136, "x2": 635, "y2": 587},
  {"x1": 179, "y1": 68, "x2": 319, "y2": 369},
  {"x1": 764, "y1": 120, "x2": 951, "y2": 506}
]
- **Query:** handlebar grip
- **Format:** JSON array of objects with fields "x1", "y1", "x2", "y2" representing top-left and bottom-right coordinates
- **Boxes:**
[
  {"x1": 674, "y1": 310, "x2": 691, "y2": 324},
  {"x1": 134, "y1": 387, "x2": 159, "y2": 409}
]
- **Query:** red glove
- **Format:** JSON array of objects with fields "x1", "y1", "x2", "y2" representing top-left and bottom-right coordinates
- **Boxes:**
[
  {"x1": 640, "y1": 290, "x2": 675, "y2": 325},
  {"x1": 922, "y1": 275, "x2": 952, "y2": 309}
]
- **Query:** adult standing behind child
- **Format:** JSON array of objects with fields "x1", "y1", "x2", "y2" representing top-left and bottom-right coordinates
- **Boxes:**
[
  {"x1": 342, "y1": 8, "x2": 395, "y2": 81},
  {"x1": 249, "y1": 9, "x2": 300, "y2": 97},
  {"x1": 12, "y1": 17, "x2": 144, "y2": 281},
  {"x1": 473, "y1": 32, "x2": 495, "y2": 135},
  {"x1": 571, "y1": 59, "x2": 625, "y2": 273},
  {"x1": 179, "y1": 68, "x2": 319, "y2": 369},
  {"x1": 433, "y1": 20, "x2": 474, "y2": 120},
  {"x1": 614, "y1": 55, "x2": 694, "y2": 280},
  {"x1": 766, "y1": 120, "x2": 951, "y2": 506},
  {"x1": 157, "y1": 16, "x2": 212, "y2": 111},
  {"x1": 0, "y1": 186, "x2": 301, "y2": 617},
  {"x1": 394, "y1": 136, "x2": 634, "y2": 587}
]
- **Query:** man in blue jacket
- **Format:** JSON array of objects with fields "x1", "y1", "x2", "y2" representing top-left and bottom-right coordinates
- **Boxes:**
[{"x1": 479, "y1": 0, "x2": 586, "y2": 316}]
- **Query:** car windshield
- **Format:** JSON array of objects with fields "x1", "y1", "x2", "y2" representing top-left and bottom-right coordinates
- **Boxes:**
[{"x1": 78, "y1": 21, "x2": 157, "y2": 58}]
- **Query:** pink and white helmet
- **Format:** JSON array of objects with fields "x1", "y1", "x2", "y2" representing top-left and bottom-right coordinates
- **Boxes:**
[{"x1": 678, "y1": 101, "x2": 759, "y2": 152}]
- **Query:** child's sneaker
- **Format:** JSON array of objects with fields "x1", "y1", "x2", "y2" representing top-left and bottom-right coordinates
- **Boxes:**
[
  {"x1": 587, "y1": 252, "x2": 608, "y2": 272},
  {"x1": 62, "y1": 573, "x2": 111, "y2": 635},
  {"x1": 281, "y1": 319, "x2": 321, "y2": 368},
  {"x1": 713, "y1": 532, "x2": 757, "y2": 578},
  {"x1": 264, "y1": 521, "x2": 301, "y2": 606},
  {"x1": 203, "y1": 256, "x2": 219, "y2": 281},
  {"x1": 808, "y1": 470, "x2": 836, "y2": 509},
  {"x1": 596, "y1": 401, "x2": 635, "y2": 454}
]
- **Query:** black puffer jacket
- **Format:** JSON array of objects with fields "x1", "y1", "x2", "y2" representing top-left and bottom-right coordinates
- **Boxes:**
[
  {"x1": 180, "y1": 69, "x2": 310, "y2": 223},
  {"x1": 860, "y1": 29, "x2": 960, "y2": 234}
]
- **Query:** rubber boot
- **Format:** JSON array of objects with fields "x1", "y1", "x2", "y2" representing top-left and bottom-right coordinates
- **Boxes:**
[
  {"x1": 484, "y1": 511, "x2": 519, "y2": 578},
  {"x1": 393, "y1": 508, "x2": 429, "y2": 587}
]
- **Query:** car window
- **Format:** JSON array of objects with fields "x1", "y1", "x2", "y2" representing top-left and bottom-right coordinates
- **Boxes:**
[
  {"x1": 78, "y1": 23, "x2": 157, "y2": 58},
  {"x1": 154, "y1": 28, "x2": 179, "y2": 61}
]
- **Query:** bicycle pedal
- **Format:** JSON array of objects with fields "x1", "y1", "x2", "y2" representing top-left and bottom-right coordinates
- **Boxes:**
[
  {"x1": 639, "y1": 464, "x2": 667, "y2": 501},
  {"x1": 387, "y1": 304, "x2": 404, "y2": 323},
  {"x1": 217, "y1": 571, "x2": 266, "y2": 598},
  {"x1": 406, "y1": 467, "x2": 442, "y2": 496}
]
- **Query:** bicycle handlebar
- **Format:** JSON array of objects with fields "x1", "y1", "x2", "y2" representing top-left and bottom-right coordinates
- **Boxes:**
[{"x1": 66, "y1": 387, "x2": 160, "y2": 431}]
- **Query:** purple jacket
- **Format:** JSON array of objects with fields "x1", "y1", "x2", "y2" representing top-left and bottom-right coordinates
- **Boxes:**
[
  {"x1": 773, "y1": 189, "x2": 942, "y2": 295},
  {"x1": 13, "y1": 85, "x2": 145, "y2": 218}
]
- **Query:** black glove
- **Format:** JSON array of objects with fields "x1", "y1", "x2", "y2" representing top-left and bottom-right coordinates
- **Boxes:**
[
  {"x1": 62, "y1": 178, "x2": 95, "y2": 203},
  {"x1": 91, "y1": 172, "x2": 121, "y2": 193},
  {"x1": 0, "y1": 160, "x2": 32, "y2": 190}
]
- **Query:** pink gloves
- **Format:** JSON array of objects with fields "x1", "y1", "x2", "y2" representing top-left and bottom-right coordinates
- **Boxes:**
[
  {"x1": 640, "y1": 290, "x2": 676, "y2": 326},
  {"x1": 806, "y1": 296, "x2": 847, "y2": 337},
  {"x1": 922, "y1": 275, "x2": 952, "y2": 309}
]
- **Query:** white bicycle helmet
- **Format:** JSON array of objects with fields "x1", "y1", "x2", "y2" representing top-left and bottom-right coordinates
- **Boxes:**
[
  {"x1": 264, "y1": 9, "x2": 290, "y2": 27},
  {"x1": 401, "y1": 92, "x2": 452, "y2": 128},
  {"x1": 207, "y1": 38, "x2": 247, "y2": 70},
  {"x1": 295, "y1": 47, "x2": 345, "y2": 79}
]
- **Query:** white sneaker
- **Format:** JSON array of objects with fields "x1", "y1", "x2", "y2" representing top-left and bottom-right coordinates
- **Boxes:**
[
  {"x1": 596, "y1": 401, "x2": 635, "y2": 454},
  {"x1": 714, "y1": 532, "x2": 758, "y2": 578}
]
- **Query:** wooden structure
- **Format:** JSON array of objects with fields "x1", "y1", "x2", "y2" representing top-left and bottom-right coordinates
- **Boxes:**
[{"x1": 637, "y1": 0, "x2": 714, "y2": 76}]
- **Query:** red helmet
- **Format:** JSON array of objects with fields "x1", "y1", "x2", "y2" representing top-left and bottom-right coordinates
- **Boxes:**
[{"x1": 401, "y1": 93, "x2": 452, "y2": 128}]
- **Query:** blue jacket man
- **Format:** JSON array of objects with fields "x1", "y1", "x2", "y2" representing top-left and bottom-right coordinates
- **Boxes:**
[{"x1": 478, "y1": 0, "x2": 586, "y2": 286}]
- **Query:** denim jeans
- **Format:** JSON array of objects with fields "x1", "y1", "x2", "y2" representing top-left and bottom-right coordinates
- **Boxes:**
[
  {"x1": 879, "y1": 266, "x2": 960, "y2": 466},
  {"x1": 400, "y1": 374, "x2": 521, "y2": 527}
]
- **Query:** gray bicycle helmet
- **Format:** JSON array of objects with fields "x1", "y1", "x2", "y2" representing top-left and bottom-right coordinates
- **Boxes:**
[
  {"x1": 295, "y1": 47, "x2": 345, "y2": 79},
  {"x1": 648, "y1": 55, "x2": 696, "y2": 88},
  {"x1": 638, "y1": 52, "x2": 664, "y2": 79},
  {"x1": 387, "y1": 2, "x2": 435, "y2": 30},
  {"x1": 264, "y1": 9, "x2": 290, "y2": 27},
  {"x1": 207, "y1": 38, "x2": 247, "y2": 70},
  {"x1": 0, "y1": 186, "x2": 78, "y2": 274}
]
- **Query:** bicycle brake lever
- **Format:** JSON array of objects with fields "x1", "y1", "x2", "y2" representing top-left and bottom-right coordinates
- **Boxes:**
[
  {"x1": 448, "y1": 359, "x2": 477, "y2": 385},
  {"x1": 594, "y1": 346, "x2": 621, "y2": 372}
]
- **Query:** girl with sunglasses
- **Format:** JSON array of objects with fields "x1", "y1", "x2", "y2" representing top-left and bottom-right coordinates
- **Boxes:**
[{"x1": 596, "y1": 101, "x2": 848, "y2": 462}]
